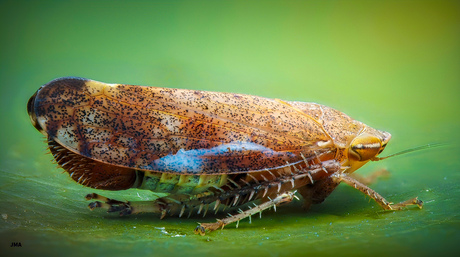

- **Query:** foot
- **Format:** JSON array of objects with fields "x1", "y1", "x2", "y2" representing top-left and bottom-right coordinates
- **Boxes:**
[
  {"x1": 85, "y1": 193, "x2": 133, "y2": 216},
  {"x1": 194, "y1": 220, "x2": 225, "y2": 235}
]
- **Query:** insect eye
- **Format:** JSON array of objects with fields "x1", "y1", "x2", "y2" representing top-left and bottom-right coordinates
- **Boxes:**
[
  {"x1": 27, "y1": 90, "x2": 44, "y2": 133},
  {"x1": 349, "y1": 135, "x2": 382, "y2": 161},
  {"x1": 378, "y1": 143, "x2": 387, "y2": 154}
]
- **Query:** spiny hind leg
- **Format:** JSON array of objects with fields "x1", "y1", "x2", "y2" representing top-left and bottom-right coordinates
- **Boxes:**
[
  {"x1": 85, "y1": 193, "x2": 169, "y2": 218},
  {"x1": 194, "y1": 191, "x2": 296, "y2": 236},
  {"x1": 333, "y1": 174, "x2": 423, "y2": 210}
]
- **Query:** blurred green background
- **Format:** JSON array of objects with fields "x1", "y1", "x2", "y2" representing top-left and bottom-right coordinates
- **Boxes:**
[{"x1": 1, "y1": 0, "x2": 459, "y2": 256}]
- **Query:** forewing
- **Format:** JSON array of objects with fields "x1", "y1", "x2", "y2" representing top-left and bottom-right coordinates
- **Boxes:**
[{"x1": 33, "y1": 77, "x2": 333, "y2": 174}]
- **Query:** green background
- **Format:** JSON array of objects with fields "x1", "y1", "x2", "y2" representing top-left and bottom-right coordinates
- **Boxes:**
[{"x1": 1, "y1": 0, "x2": 459, "y2": 256}]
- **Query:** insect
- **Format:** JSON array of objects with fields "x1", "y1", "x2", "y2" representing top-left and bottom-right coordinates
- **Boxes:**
[{"x1": 27, "y1": 77, "x2": 423, "y2": 235}]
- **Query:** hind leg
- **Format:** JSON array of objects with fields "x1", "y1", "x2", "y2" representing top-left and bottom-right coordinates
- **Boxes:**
[
  {"x1": 85, "y1": 193, "x2": 170, "y2": 218},
  {"x1": 85, "y1": 192, "x2": 221, "y2": 219},
  {"x1": 194, "y1": 191, "x2": 296, "y2": 235}
]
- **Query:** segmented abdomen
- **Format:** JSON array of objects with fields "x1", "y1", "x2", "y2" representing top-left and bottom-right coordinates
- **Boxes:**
[{"x1": 139, "y1": 171, "x2": 228, "y2": 194}]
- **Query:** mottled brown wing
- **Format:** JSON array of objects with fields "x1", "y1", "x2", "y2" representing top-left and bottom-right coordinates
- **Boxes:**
[{"x1": 31, "y1": 77, "x2": 334, "y2": 174}]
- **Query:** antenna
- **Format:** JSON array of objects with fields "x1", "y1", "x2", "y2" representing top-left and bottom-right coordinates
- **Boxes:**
[{"x1": 371, "y1": 143, "x2": 445, "y2": 161}]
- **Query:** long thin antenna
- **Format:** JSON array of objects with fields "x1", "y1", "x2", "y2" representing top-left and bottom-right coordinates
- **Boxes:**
[{"x1": 371, "y1": 143, "x2": 445, "y2": 161}]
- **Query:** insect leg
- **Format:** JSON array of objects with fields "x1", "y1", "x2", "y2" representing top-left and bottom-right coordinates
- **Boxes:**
[
  {"x1": 348, "y1": 168, "x2": 390, "y2": 185},
  {"x1": 194, "y1": 191, "x2": 296, "y2": 236},
  {"x1": 85, "y1": 193, "x2": 169, "y2": 216},
  {"x1": 333, "y1": 174, "x2": 423, "y2": 210}
]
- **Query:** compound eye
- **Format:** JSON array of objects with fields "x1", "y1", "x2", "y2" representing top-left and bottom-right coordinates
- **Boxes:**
[
  {"x1": 27, "y1": 90, "x2": 44, "y2": 134},
  {"x1": 349, "y1": 134, "x2": 382, "y2": 161}
]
